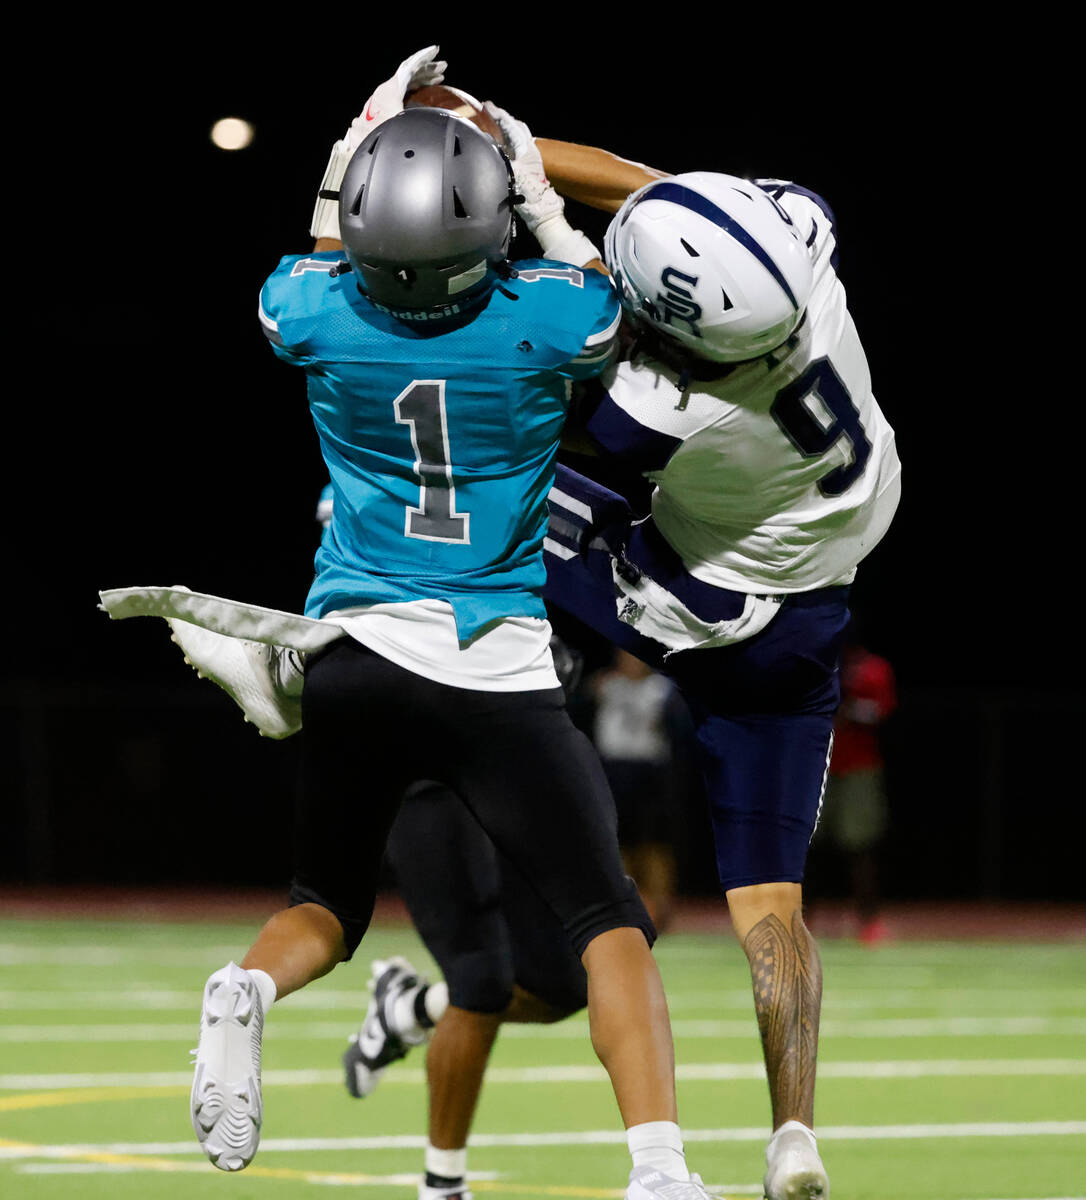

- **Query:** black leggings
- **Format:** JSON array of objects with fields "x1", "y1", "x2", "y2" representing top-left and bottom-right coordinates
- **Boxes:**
[
  {"x1": 288, "y1": 638, "x2": 652, "y2": 959},
  {"x1": 386, "y1": 781, "x2": 588, "y2": 1014}
]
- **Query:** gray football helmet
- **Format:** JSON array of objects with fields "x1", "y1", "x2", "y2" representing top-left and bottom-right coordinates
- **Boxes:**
[{"x1": 338, "y1": 107, "x2": 516, "y2": 312}]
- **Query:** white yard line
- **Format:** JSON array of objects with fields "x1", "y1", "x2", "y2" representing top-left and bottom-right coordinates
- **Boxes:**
[
  {"x1": 7, "y1": 1166, "x2": 1077, "y2": 1199},
  {"x1": 2, "y1": 1121, "x2": 1085, "y2": 1160},
  {"x1": 3, "y1": 1015, "x2": 1086, "y2": 1042},
  {"x1": 3, "y1": 1059, "x2": 1084, "y2": 1091},
  {"x1": 9, "y1": 1164, "x2": 749, "y2": 1193},
  {"x1": 14, "y1": 1165, "x2": 1075, "y2": 1199},
  {"x1": 4, "y1": 986, "x2": 1084, "y2": 1012},
  {"x1": 12, "y1": 1164, "x2": 426, "y2": 1184},
  {"x1": 499, "y1": 1017, "x2": 1086, "y2": 1039},
  {"x1": 13, "y1": 1163, "x2": 499, "y2": 1185},
  {"x1": 0, "y1": 944, "x2": 979, "y2": 980},
  {"x1": 0, "y1": 945, "x2": 247, "y2": 966}
]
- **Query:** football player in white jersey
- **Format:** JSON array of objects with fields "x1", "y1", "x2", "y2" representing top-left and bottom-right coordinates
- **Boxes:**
[{"x1": 480, "y1": 109, "x2": 902, "y2": 1200}]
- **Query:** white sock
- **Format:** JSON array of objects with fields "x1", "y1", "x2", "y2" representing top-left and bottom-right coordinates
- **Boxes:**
[
  {"x1": 423, "y1": 981, "x2": 449, "y2": 1025},
  {"x1": 425, "y1": 1141, "x2": 467, "y2": 1180},
  {"x1": 247, "y1": 968, "x2": 277, "y2": 1014},
  {"x1": 392, "y1": 980, "x2": 449, "y2": 1036},
  {"x1": 627, "y1": 1120, "x2": 689, "y2": 1180}
]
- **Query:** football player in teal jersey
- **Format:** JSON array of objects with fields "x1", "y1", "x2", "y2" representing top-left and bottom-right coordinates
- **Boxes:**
[
  {"x1": 182, "y1": 48, "x2": 713, "y2": 1200},
  {"x1": 312, "y1": 483, "x2": 594, "y2": 1199}
]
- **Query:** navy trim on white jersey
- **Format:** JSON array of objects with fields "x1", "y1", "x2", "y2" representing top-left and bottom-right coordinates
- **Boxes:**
[
  {"x1": 628, "y1": 181, "x2": 801, "y2": 311},
  {"x1": 587, "y1": 391, "x2": 683, "y2": 472}
]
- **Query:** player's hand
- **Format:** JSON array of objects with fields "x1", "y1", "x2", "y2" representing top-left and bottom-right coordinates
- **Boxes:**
[
  {"x1": 311, "y1": 45, "x2": 446, "y2": 241},
  {"x1": 346, "y1": 45, "x2": 447, "y2": 148},
  {"x1": 484, "y1": 100, "x2": 602, "y2": 269},
  {"x1": 483, "y1": 101, "x2": 564, "y2": 234}
]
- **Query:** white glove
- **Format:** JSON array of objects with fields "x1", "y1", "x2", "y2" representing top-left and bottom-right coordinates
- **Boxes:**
[
  {"x1": 483, "y1": 101, "x2": 601, "y2": 268},
  {"x1": 345, "y1": 44, "x2": 446, "y2": 148},
  {"x1": 311, "y1": 45, "x2": 447, "y2": 241}
]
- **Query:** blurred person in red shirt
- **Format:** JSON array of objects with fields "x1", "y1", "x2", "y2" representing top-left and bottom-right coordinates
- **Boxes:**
[{"x1": 822, "y1": 625, "x2": 897, "y2": 945}]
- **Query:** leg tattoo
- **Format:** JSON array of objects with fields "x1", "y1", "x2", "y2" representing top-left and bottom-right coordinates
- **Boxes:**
[{"x1": 744, "y1": 910, "x2": 823, "y2": 1129}]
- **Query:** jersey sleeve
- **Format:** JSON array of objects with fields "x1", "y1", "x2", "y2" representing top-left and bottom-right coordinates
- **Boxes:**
[
  {"x1": 258, "y1": 252, "x2": 346, "y2": 367},
  {"x1": 518, "y1": 263, "x2": 620, "y2": 381},
  {"x1": 567, "y1": 272, "x2": 622, "y2": 380}
]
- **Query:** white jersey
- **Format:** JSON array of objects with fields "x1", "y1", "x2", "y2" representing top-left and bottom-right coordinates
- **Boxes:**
[{"x1": 590, "y1": 181, "x2": 901, "y2": 594}]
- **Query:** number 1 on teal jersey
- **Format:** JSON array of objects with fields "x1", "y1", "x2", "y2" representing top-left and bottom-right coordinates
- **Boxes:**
[{"x1": 394, "y1": 380, "x2": 471, "y2": 544}]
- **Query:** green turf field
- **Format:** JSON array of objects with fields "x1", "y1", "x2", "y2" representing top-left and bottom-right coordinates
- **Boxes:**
[{"x1": 1, "y1": 915, "x2": 1083, "y2": 1199}]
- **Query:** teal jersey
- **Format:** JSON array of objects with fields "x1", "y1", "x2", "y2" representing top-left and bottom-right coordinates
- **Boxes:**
[{"x1": 260, "y1": 253, "x2": 619, "y2": 640}]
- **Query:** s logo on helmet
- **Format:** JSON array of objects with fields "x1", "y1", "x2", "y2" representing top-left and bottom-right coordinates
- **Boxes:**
[{"x1": 656, "y1": 267, "x2": 702, "y2": 337}]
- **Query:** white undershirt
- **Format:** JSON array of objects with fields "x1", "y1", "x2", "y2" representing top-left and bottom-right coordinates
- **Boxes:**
[{"x1": 328, "y1": 600, "x2": 560, "y2": 692}]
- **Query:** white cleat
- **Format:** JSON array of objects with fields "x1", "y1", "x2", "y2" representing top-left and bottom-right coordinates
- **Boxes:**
[
  {"x1": 191, "y1": 962, "x2": 265, "y2": 1172},
  {"x1": 763, "y1": 1121, "x2": 829, "y2": 1199},
  {"x1": 626, "y1": 1166, "x2": 716, "y2": 1200},
  {"x1": 168, "y1": 618, "x2": 304, "y2": 739}
]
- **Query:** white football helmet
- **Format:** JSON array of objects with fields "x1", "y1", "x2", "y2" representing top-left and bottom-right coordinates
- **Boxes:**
[{"x1": 604, "y1": 172, "x2": 814, "y2": 364}]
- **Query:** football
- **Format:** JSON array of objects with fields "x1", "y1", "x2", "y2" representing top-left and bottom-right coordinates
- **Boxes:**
[{"x1": 404, "y1": 84, "x2": 505, "y2": 147}]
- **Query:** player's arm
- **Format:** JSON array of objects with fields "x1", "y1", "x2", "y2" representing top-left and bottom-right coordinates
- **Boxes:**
[
  {"x1": 535, "y1": 139, "x2": 670, "y2": 213},
  {"x1": 559, "y1": 383, "x2": 660, "y2": 517},
  {"x1": 309, "y1": 45, "x2": 448, "y2": 252},
  {"x1": 560, "y1": 307, "x2": 645, "y2": 454}
]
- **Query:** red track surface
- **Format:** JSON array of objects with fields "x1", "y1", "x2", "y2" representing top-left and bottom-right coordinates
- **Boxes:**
[{"x1": 0, "y1": 886, "x2": 1083, "y2": 943}]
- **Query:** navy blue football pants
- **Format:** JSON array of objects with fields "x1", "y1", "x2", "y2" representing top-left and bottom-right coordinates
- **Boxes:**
[{"x1": 545, "y1": 464, "x2": 851, "y2": 892}]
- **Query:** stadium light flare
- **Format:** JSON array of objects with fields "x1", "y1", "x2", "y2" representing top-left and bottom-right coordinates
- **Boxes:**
[{"x1": 211, "y1": 117, "x2": 255, "y2": 150}]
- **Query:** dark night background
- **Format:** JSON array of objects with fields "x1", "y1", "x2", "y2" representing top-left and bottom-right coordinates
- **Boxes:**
[{"x1": 7, "y1": 21, "x2": 1079, "y2": 904}]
